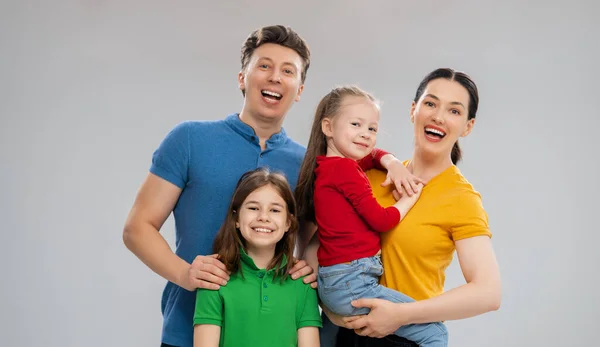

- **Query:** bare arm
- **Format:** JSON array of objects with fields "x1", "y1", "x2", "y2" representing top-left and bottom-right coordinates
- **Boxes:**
[
  {"x1": 123, "y1": 173, "x2": 229, "y2": 291},
  {"x1": 193, "y1": 325, "x2": 221, "y2": 347},
  {"x1": 405, "y1": 235, "x2": 501, "y2": 322},
  {"x1": 347, "y1": 235, "x2": 501, "y2": 337},
  {"x1": 297, "y1": 327, "x2": 320, "y2": 347}
]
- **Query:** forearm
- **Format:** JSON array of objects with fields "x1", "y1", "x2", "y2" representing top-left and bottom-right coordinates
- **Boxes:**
[
  {"x1": 297, "y1": 327, "x2": 320, "y2": 347},
  {"x1": 379, "y1": 153, "x2": 398, "y2": 169},
  {"x1": 123, "y1": 221, "x2": 190, "y2": 289},
  {"x1": 403, "y1": 281, "x2": 501, "y2": 324},
  {"x1": 296, "y1": 221, "x2": 317, "y2": 259},
  {"x1": 194, "y1": 325, "x2": 220, "y2": 347}
]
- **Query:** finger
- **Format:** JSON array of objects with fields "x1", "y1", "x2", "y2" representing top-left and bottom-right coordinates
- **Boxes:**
[
  {"x1": 399, "y1": 179, "x2": 415, "y2": 196},
  {"x1": 407, "y1": 178, "x2": 419, "y2": 194},
  {"x1": 193, "y1": 279, "x2": 221, "y2": 291},
  {"x1": 288, "y1": 259, "x2": 305, "y2": 273},
  {"x1": 310, "y1": 281, "x2": 318, "y2": 289},
  {"x1": 198, "y1": 256, "x2": 231, "y2": 279},
  {"x1": 302, "y1": 272, "x2": 317, "y2": 285},
  {"x1": 202, "y1": 256, "x2": 230, "y2": 274},
  {"x1": 342, "y1": 315, "x2": 364, "y2": 324},
  {"x1": 351, "y1": 298, "x2": 373, "y2": 309},
  {"x1": 194, "y1": 269, "x2": 229, "y2": 286},
  {"x1": 345, "y1": 316, "x2": 368, "y2": 330},
  {"x1": 392, "y1": 190, "x2": 401, "y2": 201},
  {"x1": 291, "y1": 264, "x2": 314, "y2": 280},
  {"x1": 380, "y1": 176, "x2": 393, "y2": 187}
]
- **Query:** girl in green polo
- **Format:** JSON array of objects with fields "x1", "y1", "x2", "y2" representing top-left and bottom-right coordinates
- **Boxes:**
[{"x1": 193, "y1": 168, "x2": 322, "y2": 347}]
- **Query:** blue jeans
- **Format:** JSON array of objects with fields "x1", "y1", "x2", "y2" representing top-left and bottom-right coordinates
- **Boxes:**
[{"x1": 318, "y1": 255, "x2": 448, "y2": 347}]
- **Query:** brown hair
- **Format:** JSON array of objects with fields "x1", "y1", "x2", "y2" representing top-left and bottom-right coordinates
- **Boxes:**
[
  {"x1": 213, "y1": 168, "x2": 298, "y2": 280},
  {"x1": 240, "y1": 25, "x2": 311, "y2": 94},
  {"x1": 295, "y1": 85, "x2": 379, "y2": 224},
  {"x1": 413, "y1": 68, "x2": 479, "y2": 165}
]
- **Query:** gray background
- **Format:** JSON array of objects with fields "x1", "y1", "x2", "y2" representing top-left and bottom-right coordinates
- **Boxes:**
[{"x1": 1, "y1": 0, "x2": 598, "y2": 346}]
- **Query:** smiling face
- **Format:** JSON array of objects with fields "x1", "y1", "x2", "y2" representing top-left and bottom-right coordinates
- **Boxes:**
[
  {"x1": 238, "y1": 43, "x2": 305, "y2": 124},
  {"x1": 410, "y1": 78, "x2": 476, "y2": 162},
  {"x1": 235, "y1": 184, "x2": 291, "y2": 255},
  {"x1": 321, "y1": 95, "x2": 380, "y2": 160}
]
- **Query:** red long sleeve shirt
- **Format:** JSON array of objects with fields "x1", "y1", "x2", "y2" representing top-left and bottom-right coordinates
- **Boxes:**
[{"x1": 314, "y1": 150, "x2": 401, "y2": 266}]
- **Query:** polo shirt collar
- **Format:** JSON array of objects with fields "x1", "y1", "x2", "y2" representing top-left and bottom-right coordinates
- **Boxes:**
[
  {"x1": 240, "y1": 247, "x2": 288, "y2": 273},
  {"x1": 224, "y1": 113, "x2": 289, "y2": 147}
]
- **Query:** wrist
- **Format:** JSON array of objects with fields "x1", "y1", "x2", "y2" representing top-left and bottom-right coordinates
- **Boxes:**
[
  {"x1": 396, "y1": 301, "x2": 419, "y2": 326},
  {"x1": 380, "y1": 154, "x2": 397, "y2": 169}
]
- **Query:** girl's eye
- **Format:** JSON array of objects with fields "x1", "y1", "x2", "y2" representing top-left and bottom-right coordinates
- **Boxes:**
[
  {"x1": 369, "y1": 127, "x2": 378, "y2": 133},
  {"x1": 450, "y1": 109, "x2": 461, "y2": 115},
  {"x1": 259, "y1": 64, "x2": 269, "y2": 69},
  {"x1": 351, "y1": 122, "x2": 360, "y2": 127},
  {"x1": 271, "y1": 209, "x2": 281, "y2": 213},
  {"x1": 248, "y1": 206, "x2": 258, "y2": 211}
]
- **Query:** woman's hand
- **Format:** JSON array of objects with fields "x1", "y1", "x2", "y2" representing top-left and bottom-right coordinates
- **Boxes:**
[{"x1": 344, "y1": 298, "x2": 414, "y2": 338}]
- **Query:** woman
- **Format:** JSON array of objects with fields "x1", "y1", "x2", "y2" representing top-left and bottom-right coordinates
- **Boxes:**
[{"x1": 304, "y1": 68, "x2": 502, "y2": 347}]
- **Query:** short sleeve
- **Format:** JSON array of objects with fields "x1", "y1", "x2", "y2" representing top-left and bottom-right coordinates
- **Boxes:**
[
  {"x1": 297, "y1": 285, "x2": 322, "y2": 329},
  {"x1": 193, "y1": 288, "x2": 224, "y2": 326},
  {"x1": 149, "y1": 122, "x2": 190, "y2": 189},
  {"x1": 449, "y1": 190, "x2": 492, "y2": 241}
]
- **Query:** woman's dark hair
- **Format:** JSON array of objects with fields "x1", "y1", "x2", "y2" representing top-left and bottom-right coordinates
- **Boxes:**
[
  {"x1": 212, "y1": 167, "x2": 298, "y2": 280},
  {"x1": 413, "y1": 68, "x2": 479, "y2": 164}
]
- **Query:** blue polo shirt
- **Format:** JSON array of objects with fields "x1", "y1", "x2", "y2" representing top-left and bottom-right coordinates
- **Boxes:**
[{"x1": 149, "y1": 114, "x2": 306, "y2": 347}]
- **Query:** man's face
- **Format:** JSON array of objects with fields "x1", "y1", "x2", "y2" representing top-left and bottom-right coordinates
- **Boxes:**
[{"x1": 238, "y1": 43, "x2": 304, "y2": 123}]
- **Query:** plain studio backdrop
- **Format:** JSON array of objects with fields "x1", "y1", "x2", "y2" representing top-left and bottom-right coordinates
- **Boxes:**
[{"x1": 1, "y1": 1, "x2": 598, "y2": 346}]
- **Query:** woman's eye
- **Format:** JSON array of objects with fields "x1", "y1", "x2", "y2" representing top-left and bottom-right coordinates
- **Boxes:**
[{"x1": 425, "y1": 101, "x2": 435, "y2": 107}]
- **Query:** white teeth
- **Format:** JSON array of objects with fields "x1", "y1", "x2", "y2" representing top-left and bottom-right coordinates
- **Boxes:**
[
  {"x1": 425, "y1": 127, "x2": 445, "y2": 136},
  {"x1": 254, "y1": 227, "x2": 273, "y2": 233},
  {"x1": 262, "y1": 90, "x2": 281, "y2": 98}
]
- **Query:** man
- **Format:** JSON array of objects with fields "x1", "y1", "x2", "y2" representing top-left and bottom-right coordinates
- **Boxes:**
[{"x1": 123, "y1": 24, "x2": 417, "y2": 347}]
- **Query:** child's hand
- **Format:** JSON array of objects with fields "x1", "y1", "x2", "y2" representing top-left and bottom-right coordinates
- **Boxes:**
[
  {"x1": 381, "y1": 159, "x2": 425, "y2": 198},
  {"x1": 183, "y1": 254, "x2": 231, "y2": 291},
  {"x1": 393, "y1": 183, "x2": 423, "y2": 219}
]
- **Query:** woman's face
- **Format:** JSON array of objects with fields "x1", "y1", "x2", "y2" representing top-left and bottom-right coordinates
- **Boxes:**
[{"x1": 410, "y1": 78, "x2": 475, "y2": 161}]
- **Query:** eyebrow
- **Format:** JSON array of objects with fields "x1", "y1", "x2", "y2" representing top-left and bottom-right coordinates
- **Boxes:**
[
  {"x1": 424, "y1": 93, "x2": 466, "y2": 109},
  {"x1": 257, "y1": 57, "x2": 298, "y2": 69},
  {"x1": 244, "y1": 200, "x2": 285, "y2": 208}
]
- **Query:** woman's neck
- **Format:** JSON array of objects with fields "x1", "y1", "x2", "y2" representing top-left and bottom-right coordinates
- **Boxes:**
[
  {"x1": 409, "y1": 149, "x2": 454, "y2": 183},
  {"x1": 246, "y1": 247, "x2": 276, "y2": 270}
]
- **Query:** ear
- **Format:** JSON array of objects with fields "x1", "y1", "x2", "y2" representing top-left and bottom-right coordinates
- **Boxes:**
[
  {"x1": 461, "y1": 118, "x2": 476, "y2": 137},
  {"x1": 238, "y1": 71, "x2": 245, "y2": 93},
  {"x1": 321, "y1": 117, "x2": 333, "y2": 138},
  {"x1": 294, "y1": 84, "x2": 304, "y2": 102},
  {"x1": 409, "y1": 101, "x2": 416, "y2": 123},
  {"x1": 285, "y1": 217, "x2": 291, "y2": 233}
]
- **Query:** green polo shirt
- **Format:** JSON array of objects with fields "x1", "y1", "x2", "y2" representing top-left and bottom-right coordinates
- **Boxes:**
[{"x1": 193, "y1": 250, "x2": 322, "y2": 347}]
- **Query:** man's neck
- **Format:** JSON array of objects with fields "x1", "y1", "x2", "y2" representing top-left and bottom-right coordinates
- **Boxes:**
[
  {"x1": 408, "y1": 149, "x2": 454, "y2": 183},
  {"x1": 238, "y1": 110, "x2": 283, "y2": 150}
]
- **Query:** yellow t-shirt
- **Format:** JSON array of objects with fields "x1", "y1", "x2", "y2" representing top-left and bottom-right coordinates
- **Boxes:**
[{"x1": 366, "y1": 164, "x2": 492, "y2": 301}]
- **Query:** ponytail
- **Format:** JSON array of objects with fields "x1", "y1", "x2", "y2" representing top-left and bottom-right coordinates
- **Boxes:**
[{"x1": 451, "y1": 141, "x2": 462, "y2": 165}]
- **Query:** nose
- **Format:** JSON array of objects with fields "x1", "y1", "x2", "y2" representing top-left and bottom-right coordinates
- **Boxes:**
[
  {"x1": 432, "y1": 109, "x2": 444, "y2": 124},
  {"x1": 269, "y1": 69, "x2": 282, "y2": 83},
  {"x1": 257, "y1": 210, "x2": 270, "y2": 222}
]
